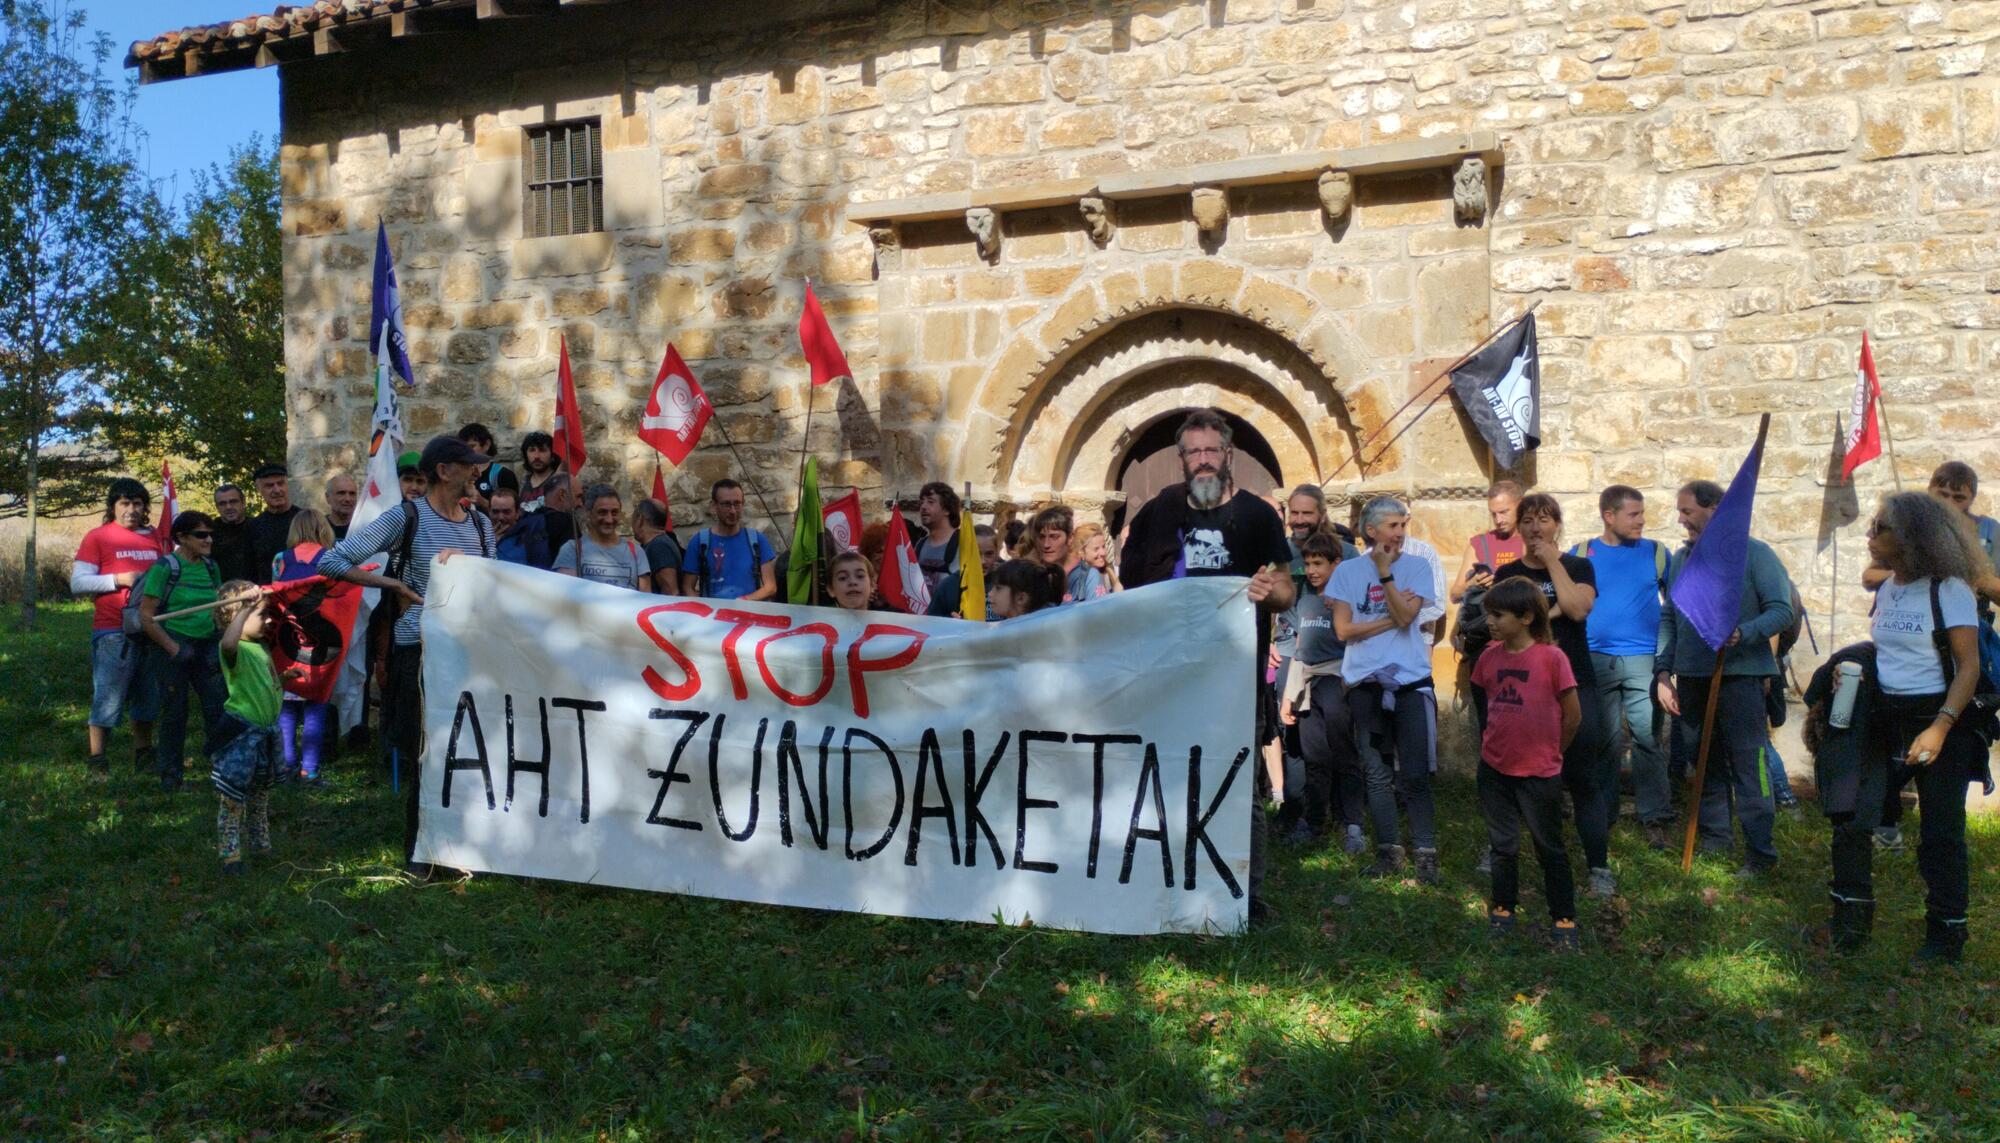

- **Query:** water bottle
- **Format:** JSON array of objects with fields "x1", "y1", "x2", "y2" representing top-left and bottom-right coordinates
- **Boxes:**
[{"x1": 1829, "y1": 661, "x2": 1864, "y2": 729}]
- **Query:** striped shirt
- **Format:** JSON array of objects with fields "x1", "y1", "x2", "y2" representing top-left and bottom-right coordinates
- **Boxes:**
[{"x1": 320, "y1": 498, "x2": 494, "y2": 646}]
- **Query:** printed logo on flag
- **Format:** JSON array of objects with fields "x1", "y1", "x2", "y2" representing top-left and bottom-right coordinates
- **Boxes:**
[{"x1": 637, "y1": 345, "x2": 714, "y2": 467}]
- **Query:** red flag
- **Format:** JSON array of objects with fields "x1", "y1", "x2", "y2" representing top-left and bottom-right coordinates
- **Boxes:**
[
  {"x1": 1840, "y1": 332, "x2": 1882, "y2": 481},
  {"x1": 798, "y1": 283, "x2": 852, "y2": 388},
  {"x1": 264, "y1": 572, "x2": 368, "y2": 704},
  {"x1": 651, "y1": 462, "x2": 675, "y2": 530},
  {"x1": 823, "y1": 490, "x2": 862, "y2": 553},
  {"x1": 157, "y1": 460, "x2": 179, "y2": 538},
  {"x1": 551, "y1": 337, "x2": 588, "y2": 476},
  {"x1": 637, "y1": 343, "x2": 714, "y2": 466},
  {"x1": 879, "y1": 508, "x2": 930, "y2": 614}
]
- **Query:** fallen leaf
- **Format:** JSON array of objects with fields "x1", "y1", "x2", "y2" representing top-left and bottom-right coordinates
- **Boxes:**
[
  {"x1": 125, "y1": 1031, "x2": 154, "y2": 1054},
  {"x1": 1700, "y1": 887, "x2": 1720, "y2": 907},
  {"x1": 1530, "y1": 1033, "x2": 1550, "y2": 1052}
]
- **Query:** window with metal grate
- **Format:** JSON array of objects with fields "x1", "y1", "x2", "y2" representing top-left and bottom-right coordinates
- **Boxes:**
[{"x1": 523, "y1": 119, "x2": 603, "y2": 238}]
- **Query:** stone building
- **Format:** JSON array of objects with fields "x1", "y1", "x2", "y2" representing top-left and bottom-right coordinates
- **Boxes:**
[{"x1": 131, "y1": 0, "x2": 1999, "y2": 632}]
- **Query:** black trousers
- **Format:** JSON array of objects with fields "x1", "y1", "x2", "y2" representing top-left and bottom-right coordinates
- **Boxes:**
[
  {"x1": 1297, "y1": 674, "x2": 1363, "y2": 831},
  {"x1": 1478, "y1": 762, "x2": 1576, "y2": 923},
  {"x1": 387, "y1": 642, "x2": 425, "y2": 863},
  {"x1": 1834, "y1": 692, "x2": 1978, "y2": 923}
]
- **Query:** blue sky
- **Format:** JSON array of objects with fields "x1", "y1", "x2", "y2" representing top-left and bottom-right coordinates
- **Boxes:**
[{"x1": 84, "y1": 0, "x2": 279, "y2": 197}]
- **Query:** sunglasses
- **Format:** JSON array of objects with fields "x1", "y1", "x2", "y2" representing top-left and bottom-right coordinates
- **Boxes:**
[{"x1": 186, "y1": 530, "x2": 216, "y2": 539}]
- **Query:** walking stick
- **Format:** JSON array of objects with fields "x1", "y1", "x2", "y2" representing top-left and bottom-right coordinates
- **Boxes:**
[{"x1": 1679, "y1": 647, "x2": 1730, "y2": 873}]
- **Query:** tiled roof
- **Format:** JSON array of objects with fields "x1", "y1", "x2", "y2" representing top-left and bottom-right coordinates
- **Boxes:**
[{"x1": 125, "y1": 0, "x2": 470, "y2": 82}]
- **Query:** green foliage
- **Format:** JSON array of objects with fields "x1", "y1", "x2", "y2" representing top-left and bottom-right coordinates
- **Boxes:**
[
  {"x1": 0, "y1": 1, "x2": 140, "y2": 623},
  {"x1": 5, "y1": 604, "x2": 1997, "y2": 1140},
  {"x1": 93, "y1": 140, "x2": 285, "y2": 489}
]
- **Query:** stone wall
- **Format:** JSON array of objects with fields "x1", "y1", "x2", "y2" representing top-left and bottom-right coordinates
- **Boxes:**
[{"x1": 279, "y1": 0, "x2": 2000, "y2": 632}]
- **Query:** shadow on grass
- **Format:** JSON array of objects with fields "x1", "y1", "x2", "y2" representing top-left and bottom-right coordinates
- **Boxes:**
[{"x1": 5, "y1": 603, "x2": 1996, "y2": 1141}]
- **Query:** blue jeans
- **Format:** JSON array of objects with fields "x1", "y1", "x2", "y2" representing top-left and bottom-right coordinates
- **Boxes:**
[
  {"x1": 155, "y1": 639, "x2": 227, "y2": 787},
  {"x1": 1591, "y1": 652, "x2": 1671, "y2": 825}
]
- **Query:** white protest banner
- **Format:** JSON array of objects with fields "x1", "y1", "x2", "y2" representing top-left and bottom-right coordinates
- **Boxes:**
[{"x1": 415, "y1": 557, "x2": 1255, "y2": 934}]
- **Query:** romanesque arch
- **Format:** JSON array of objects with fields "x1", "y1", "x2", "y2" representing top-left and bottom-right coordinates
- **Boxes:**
[{"x1": 965, "y1": 266, "x2": 1369, "y2": 506}]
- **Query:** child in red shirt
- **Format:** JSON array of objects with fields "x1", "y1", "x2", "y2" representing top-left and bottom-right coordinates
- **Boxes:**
[{"x1": 1472, "y1": 577, "x2": 1583, "y2": 949}]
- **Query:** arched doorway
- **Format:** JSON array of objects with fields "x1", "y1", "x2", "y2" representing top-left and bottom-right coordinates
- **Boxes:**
[{"x1": 988, "y1": 309, "x2": 1357, "y2": 510}]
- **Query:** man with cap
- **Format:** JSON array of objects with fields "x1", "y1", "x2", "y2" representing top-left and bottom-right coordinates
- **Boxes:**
[
  {"x1": 245, "y1": 462, "x2": 302, "y2": 586},
  {"x1": 319, "y1": 435, "x2": 496, "y2": 875},
  {"x1": 398, "y1": 451, "x2": 427, "y2": 501}
]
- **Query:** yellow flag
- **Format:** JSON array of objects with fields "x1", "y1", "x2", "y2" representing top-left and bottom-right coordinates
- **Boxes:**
[{"x1": 957, "y1": 507, "x2": 985, "y2": 621}]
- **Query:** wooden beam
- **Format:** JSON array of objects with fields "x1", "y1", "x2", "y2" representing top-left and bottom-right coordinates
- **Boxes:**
[
  {"x1": 476, "y1": 0, "x2": 558, "y2": 17},
  {"x1": 391, "y1": 6, "x2": 480, "y2": 36}
]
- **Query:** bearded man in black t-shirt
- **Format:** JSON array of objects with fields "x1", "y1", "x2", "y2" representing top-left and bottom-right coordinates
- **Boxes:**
[{"x1": 1120, "y1": 408, "x2": 1294, "y2": 923}]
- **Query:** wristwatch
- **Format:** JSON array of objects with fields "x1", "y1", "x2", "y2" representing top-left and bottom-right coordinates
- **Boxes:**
[{"x1": 1378, "y1": 573, "x2": 1395, "y2": 584}]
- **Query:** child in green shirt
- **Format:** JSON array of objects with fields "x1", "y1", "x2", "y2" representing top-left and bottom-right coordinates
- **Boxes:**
[{"x1": 209, "y1": 582, "x2": 301, "y2": 874}]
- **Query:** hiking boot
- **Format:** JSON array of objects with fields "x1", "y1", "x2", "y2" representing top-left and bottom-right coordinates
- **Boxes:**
[
  {"x1": 1873, "y1": 826, "x2": 1904, "y2": 852},
  {"x1": 1912, "y1": 917, "x2": 1967, "y2": 967},
  {"x1": 1475, "y1": 849, "x2": 1494, "y2": 876},
  {"x1": 1413, "y1": 848, "x2": 1441, "y2": 886},
  {"x1": 1549, "y1": 919, "x2": 1581, "y2": 953},
  {"x1": 1281, "y1": 819, "x2": 1316, "y2": 847},
  {"x1": 1365, "y1": 845, "x2": 1406, "y2": 879},
  {"x1": 1342, "y1": 825, "x2": 1367, "y2": 857},
  {"x1": 86, "y1": 754, "x2": 109, "y2": 775},
  {"x1": 1586, "y1": 867, "x2": 1617, "y2": 899},
  {"x1": 1487, "y1": 906, "x2": 1516, "y2": 939},
  {"x1": 1643, "y1": 822, "x2": 1673, "y2": 851}
]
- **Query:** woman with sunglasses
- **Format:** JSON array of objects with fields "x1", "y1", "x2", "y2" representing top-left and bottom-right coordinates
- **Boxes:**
[
  {"x1": 138, "y1": 511, "x2": 230, "y2": 793},
  {"x1": 1838, "y1": 492, "x2": 1994, "y2": 964}
]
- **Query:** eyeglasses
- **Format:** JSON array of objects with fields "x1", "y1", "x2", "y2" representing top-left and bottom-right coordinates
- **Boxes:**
[
  {"x1": 186, "y1": 530, "x2": 215, "y2": 539},
  {"x1": 1179, "y1": 446, "x2": 1227, "y2": 460}
]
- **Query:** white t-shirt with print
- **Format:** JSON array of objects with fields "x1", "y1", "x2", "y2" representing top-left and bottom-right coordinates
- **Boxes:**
[
  {"x1": 1328, "y1": 552, "x2": 1437, "y2": 687},
  {"x1": 1871, "y1": 575, "x2": 1978, "y2": 696}
]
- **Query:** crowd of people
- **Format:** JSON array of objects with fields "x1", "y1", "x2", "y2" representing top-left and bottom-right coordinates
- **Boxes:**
[{"x1": 69, "y1": 410, "x2": 1999, "y2": 964}]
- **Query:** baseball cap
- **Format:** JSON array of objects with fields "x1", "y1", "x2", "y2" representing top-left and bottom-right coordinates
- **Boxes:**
[
  {"x1": 417, "y1": 434, "x2": 492, "y2": 478},
  {"x1": 397, "y1": 450, "x2": 421, "y2": 477}
]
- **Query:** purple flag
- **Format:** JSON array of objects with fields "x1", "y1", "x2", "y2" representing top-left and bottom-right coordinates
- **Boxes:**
[{"x1": 1669, "y1": 416, "x2": 1770, "y2": 652}]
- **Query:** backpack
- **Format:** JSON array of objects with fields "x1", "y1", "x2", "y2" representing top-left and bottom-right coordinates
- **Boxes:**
[
  {"x1": 686, "y1": 528, "x2": 767, "y2": 595},
  {"x1": 1570, "y1": 537, "x2": 1669, "y2": 592},
  {"x1": 1928, "y1": 579, "x2": 2000, "y2": 744},
  {"x1": 122, "y1": 553, "x2": 215, "y2": 638},
  {"x1": 1452, "y1": 578, "x2": 1493, "y2": 659}
]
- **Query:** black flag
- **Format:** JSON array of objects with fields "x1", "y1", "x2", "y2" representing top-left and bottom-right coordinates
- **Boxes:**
[
  {"x1": 1450, "y1": 313, "x2": 1540, "y2": 469},
  {"x1": 1816, "y1": 413, "x2": 1860, "y2": 554}
]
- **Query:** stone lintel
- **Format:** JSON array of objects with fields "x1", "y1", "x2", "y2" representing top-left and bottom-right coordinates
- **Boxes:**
[{"x1": 849, "y1": 131, "x2": 1503, "y2": 224}]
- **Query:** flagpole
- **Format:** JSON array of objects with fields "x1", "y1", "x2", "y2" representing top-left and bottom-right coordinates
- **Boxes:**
[
  {"x1": 1877, "y1": 400, "x2": 1904, "y2": 493},
  {"x1": 1318, "y1": 299, "x2": 1542, "y2": 489},
  {"x1": 796, "y1": 284, "x2": 821, "y2": 561},
  {"x1": 1678, "y1": 411, "x2": 1772, "y2": 873},
  {"x1": 1679, "y1": 646, "x2": 1730, "y2": 874},
  {"x1": 706, "y1": 413, "x2": 790, "y2": 545}
]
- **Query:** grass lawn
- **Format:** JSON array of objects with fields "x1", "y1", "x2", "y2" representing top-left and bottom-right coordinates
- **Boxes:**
[{"x1": 4, "y1": 601, "x2": 1997, "y2": 1141}]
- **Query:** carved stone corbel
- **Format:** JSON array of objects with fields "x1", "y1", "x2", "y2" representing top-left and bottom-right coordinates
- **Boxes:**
[
  {"x1": 1190, "y1": 186, "x2": 1229, "y2": 241},
  {"x1": 1078, "y1": 195, "x2": 1114, "y2": 246},
  {"x1": 1317, "y1": 168, "x2": 1353, "y2": 223},
  {"x1": 965, "y1": 207, "x2": 999, "y2": 262},
  {"x1": 867, "y1": 224, "x2": 900, "y2": 273},
  {"x1": 1453, "y1": 156, "x2": 1488, "y2": 224}
]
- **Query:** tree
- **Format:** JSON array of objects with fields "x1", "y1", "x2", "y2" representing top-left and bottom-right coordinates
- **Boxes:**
[
  {"x1": 94, "y1": 140, "x2": 284, "y2": 489},
  {"x1": 0, "y1": 1, "x2": 138, "y2": 629}
]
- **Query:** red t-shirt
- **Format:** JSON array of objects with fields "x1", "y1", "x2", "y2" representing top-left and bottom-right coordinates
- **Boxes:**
[
  {"x1": 75, "y1": 523, "x2": 166, "y2": 632},
  {"x1": 1471, "y1": 641, "x2": 1576, "y2": 778},
  {"x1": 1471, "y1": 530, "x2": 1526, "y2": 571}
]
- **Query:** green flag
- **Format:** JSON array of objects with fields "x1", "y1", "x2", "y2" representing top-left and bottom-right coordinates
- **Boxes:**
[{"x1": 787, "y1": 456, "x2": 822, "y2": 605}]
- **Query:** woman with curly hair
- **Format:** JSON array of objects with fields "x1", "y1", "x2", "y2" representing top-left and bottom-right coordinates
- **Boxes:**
[{"x1": 1831, "y1": 491, "x2": 1996, "y2": 964}]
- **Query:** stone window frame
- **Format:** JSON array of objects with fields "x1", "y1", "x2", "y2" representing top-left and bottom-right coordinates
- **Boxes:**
[{"x1": 523, "y1": 117, "x2": 604, "y2": 240}]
